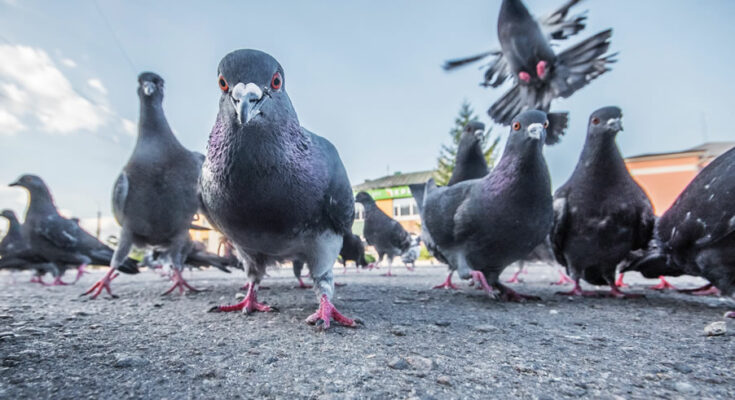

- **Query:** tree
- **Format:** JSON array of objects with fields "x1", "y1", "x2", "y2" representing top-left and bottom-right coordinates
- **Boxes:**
[{"x1": 434, "y1": 101, "x2": 500, "y2": 186}]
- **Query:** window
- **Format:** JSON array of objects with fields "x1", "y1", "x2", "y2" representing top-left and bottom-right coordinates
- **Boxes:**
[
  {"x1": 393, "y1": 198, "x2": 418, "y2": 219},
  {"x1": 354, "y1": 203, "x2": 365, "y2": 220}
]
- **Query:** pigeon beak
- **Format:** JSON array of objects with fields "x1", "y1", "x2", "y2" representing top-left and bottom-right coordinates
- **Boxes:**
[
  {"x1": 230, "y1": 82, "x2": 265, "y2": 125},
  {"x1": 606, "y1": 118, "x2": 623, "y2": 132},
  {"x1": 142, "y1": 81, "x2": 156, "y2": 96},
  {"x1": 474, "y1": 129, "x2": 484, "y2": 140},
  {"x1": 527, "y1": 123, "x2": 544, "y2": 140},
  {"x1": 8, "y1": 180, "x2": 20, "y2": 187}
]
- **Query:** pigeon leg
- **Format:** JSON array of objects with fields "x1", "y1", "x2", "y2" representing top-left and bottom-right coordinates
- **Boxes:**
[
  {"x1": 605, "y1": 284, "x2": 644, "y2": 299},
  {"x1": 433, "y1": 271, "x2": 460, "y2": 290},
  {"x1": 292, "y1": 260, "x2": 312, "y2": 288},
  {"x1": 725, "y1": 311, "x2": 735, "y2": 319},
  {"x1": 294, "y1": 277, "x2": 313, "y2": 289},
  {"x1": 494, "y1": 282, "x2": 540, "y2": 302},
  {"x1": 649, "y1": 276, "x2": 676, "y2": 290},
  {"x1": 83, "y1": 230, "x2": 132, "y2": 299},
  {"x1": 678, "y1": 283, "x2": 720, "y2": 296},
  {"x1": 381, "y1": 256, "x2": 395, "y2": 277},
  {"x1": 48, "y1": 275, "x2": 71, "y2": 286},
  {"x1": 81, "y1": 268, "x2": 120, "y2": 299},
  {"x1": 555, "y1": 280, "x2": 600, "y2": 297},
  {"x1": 162, "y1": 268, "x2": 200, "y2": 295},
  {"x1": 505, "y1": 265, "x2": 525, "y2": 284},
  {"x1": 30, "y1": 275, "x2": 45, "y2": 285},
  {"x1": 210, "y1": 282, "x2": 272, "y2": 313},
  {"x1": 469, "y1": 271, "x2": 495, "y2": 296},
  {"x1": 551, "y1": 268, "x2": 575, "y2": 285},
  {"x1": 405, "y1": 262, "x2": 415, "y2": 272},
  {"x1": 306, "y1": 294, "x2": 359, "y2": 329},
  {"x1": 73, "y1": 264, "x2": 88, "y2": 284},
  {"x1": 615, "y1": 273, "x2": 628, "y2": 288}
]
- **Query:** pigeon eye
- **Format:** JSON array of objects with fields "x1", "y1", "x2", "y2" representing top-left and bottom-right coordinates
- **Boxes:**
[
  {"x1": 218, "y1": 75, "x2": 229, "y2": 92},
  {"x1": 543, "y1": 120, "x2": 549, "y2": 129},
  {"x1": 592, "y1": 117, "x2": 600, "y2": 125},
  {"x1": 271, "y1": 72, "x2": 282, "y2": 90},
  {"x1": 512, "y1": 122, "x2": 521, "y2": 131}
]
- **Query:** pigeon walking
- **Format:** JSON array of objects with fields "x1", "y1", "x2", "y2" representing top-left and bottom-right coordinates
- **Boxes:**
[
  {"x1": 0, "y1": 209, "x2": 60, "y2": 283},
  {"x1": 401, "y1": 235, "x2": 421, "y2": 271},
  {"x1": 355, "y1": 192, "x2": 412, "y2": 277},
  {"x1": 623, "y1": 146, "x2": 735, "y2": 317},
  {"x1": 8, "y1": 175, "x2": 139, "y2": 289},
  {"x1": 339, "y1": 233, "x2": 368, "y2": 273},
  {"x1": 550, "y1": 107, "x2": 654, "y2": 298},
  {"x1": 83, "y1": 72, "x2": 203, "y2": 298},
  {"x1": 422, "y1": 110, "x2": 553, "y2": 301},
  {"x1": 444, "y1": 0, "x2": 614, "y2": 136},
  {"x1": 202, "y1": 49, "x2": 358, "y2": 329}
]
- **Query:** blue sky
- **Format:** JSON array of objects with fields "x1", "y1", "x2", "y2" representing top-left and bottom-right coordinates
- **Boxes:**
[{"x1": 1, "y1": 0, "x2": 734, "y2": 237}]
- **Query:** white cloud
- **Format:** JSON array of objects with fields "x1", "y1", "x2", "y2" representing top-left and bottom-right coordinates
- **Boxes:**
[
  {"x1": 60, "y1": 58, "x2": 77, "y2": 68},
  {"x1": 0, "y1": 109, "x2": 25, "y2": 134},
  {"x1": 0, "y1": 186, "x2": 28, "y2": 217},
  {"x1": 0, "y1": 44, "x2": 107, "y2": 135},
  {"x1": 87, "y1": 78, "x2": 107, "y2": 94}
]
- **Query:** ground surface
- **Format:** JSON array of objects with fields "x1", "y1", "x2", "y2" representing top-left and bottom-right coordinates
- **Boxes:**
[{"x1": 0, "y1": 263, "x2": 733, "y2": 400}]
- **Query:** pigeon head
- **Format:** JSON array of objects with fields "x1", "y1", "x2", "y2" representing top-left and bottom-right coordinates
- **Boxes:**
[
  {"x1": 355, "y1": 192, "x2": 376, "y2": 206},
  {"x1": 588, "y1": 106, "x2": 623, "y2": 136},
  {"x1": 462, "y1": 121, "x2": 486, "y2": 142},
  {"x1": 0, "y1": 209, "x2": 16, "y2": 220},
  {"x1": 508, "y1": 110, "x2": 548, "y2": 144},
  {"x1": 137, "y1": 72, "x2": 165, "y2": 101},
  {"x1": 216, "y1": 49, "x2": 296, "y2": 126},
  {"x1": 9, "y1": 174, "x2": 50, "y2": 194}
]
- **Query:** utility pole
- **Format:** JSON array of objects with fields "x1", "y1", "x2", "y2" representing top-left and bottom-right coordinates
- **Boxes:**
[{"x1": 96, "y1": 209, "x2": 102, "y2": 239}]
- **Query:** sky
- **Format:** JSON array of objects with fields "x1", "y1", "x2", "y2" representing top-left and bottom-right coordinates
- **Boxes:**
[{"x1": 1, "y1": 0, "x2": 735, "y2": 238}]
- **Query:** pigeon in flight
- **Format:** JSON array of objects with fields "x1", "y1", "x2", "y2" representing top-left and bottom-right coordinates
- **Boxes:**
[
  {"x1": 550, "y1": 107, "x2": 654, "y2": 297},
  {"x1": 355, "y1": 191, "x2": 412, "y2": 277},
  {"x1": 202, "y1": 49, "x2": 358, "y2": 329},
  {"x1": 444, "y1": 0, "x2": 614, "y2": 139},
  {"x1": 422, "y1": 110, "x2": 553, "y2": 301},
  {"x1": 83, "y1": 73, "x2": 204, "y2": 298},
  {"x1": 623, "y1": 146, "x2": 735, "y2": 317}
]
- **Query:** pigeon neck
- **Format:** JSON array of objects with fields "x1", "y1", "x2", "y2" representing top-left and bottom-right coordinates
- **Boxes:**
[
  {"x1": 26, "y1": 189, "x2": 57, "y2": 217},
  {"x1": 4, "y1": 215, "x2": 21, "y2": 234},
  {"x1": 138, "y1": 101, "x2": 175, "y2": 141},
  {"x1": 577, "y1": 133, "x2": 627, "y2": 178}
]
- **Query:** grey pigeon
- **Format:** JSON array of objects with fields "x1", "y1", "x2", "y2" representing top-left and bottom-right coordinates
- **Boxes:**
[
  {"x1": 338, "y1": 233, "x2": 368, "y2": 275},
  {"x1": 82, "y1": 72, "x2": 203, "y2": 298},
  {"x1": 505, "y1": 236, "x2": 557, "y2": 283},
  {"x1": 8, "y1": 175, "x2": 139, "y2": 286},
  {"x1": 401, "y1": 235, "x2": 421, "y2": 270},
  {"x1": 622, "y1": 147, "x2": 735, "y2": 317},
  {"x1": 550, "y1": 106, "x2": 654, "y2": 297},
  {"x1": 422, "y1": 110, "x2": 553, "y2": 301},
  {"x1": 201, "y1": 49, "x2": 358, "y2": 329},
  {"x1": 444, "y1": 0, "x2": 614, "y2": 140},
  {"x1": 355, "y1": 191, "x2": 412, "y2": 277},
  {"x1": 0, "y1": 209, "x2": 25, "y2": 254},
  {"x1": 0, "y1": 209, "x2": 60, "y2": 283}
]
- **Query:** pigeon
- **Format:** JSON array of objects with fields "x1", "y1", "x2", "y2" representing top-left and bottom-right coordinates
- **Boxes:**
[
  {"x1": 422, "y1": 110, "x2": 553, "y2": 301},
  {"x1": 0, "y1": 209, "x2": 26, "y2": 255},
  {"x1": 338, "y1": 233, "x2": 368, "y2": 273},
  {"x1": 505, "y1": 236, "x2": 557, "y2": 283},
  {"x1": 444, "y1": 0, "x2": 614, "y2": 140},
  {"x1": 83, "y1": 72, "x2": 203, "y2": 298},
  {"x1": 401, "y1": 235, "x2": 422, "y2": 270},
  {"x1": 550, "y1": 106, "x2": 654, "y2": 297},
  {"x1": 201, "y1": 49, "x2": 358, "y2": 329},
  {"x1": 355, "y1": 192, "x2": 412, "y2": 277},
  {"x1": 0, "y1": 209, "x2": 61, "y2": 283},
  {"x1": 448, "y1": 121, "x2": 490, "y2": 186},
  {"x1": 8, "y1": 175, "x2": 139, "y2": 286},
  {"x1": 622, "y1": 146, "x2": 735, "y2": 316}
]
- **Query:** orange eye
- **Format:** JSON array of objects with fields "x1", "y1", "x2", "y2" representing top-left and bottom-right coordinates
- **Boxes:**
[
  {"x1": 271, "y1": 72, "x2": 282, "y2": 90},
  {"x1": 512, "y1": 122, "x2": 521, "y2": 131},
  {"x1": 543, "y1": 120, "x2": 549, "y2": 129},
  {"x1": 592, "y1": 117, "x2": 600, "y2": 125},
  {"x1": 218, "y1": 75, "x2": 229, "y2": 92}
]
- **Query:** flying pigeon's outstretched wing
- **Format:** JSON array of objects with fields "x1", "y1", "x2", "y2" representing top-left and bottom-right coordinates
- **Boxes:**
[{"x1": 540, "y1": 0, "x2": 587, "y2": 40}]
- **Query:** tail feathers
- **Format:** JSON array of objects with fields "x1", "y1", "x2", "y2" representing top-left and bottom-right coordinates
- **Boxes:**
[
  {"x1": 86, "y1": 249, "x2": 139, "y2": 274},
  {"x1": 118, "y1": 258, "x2": 140, "y2": 274},
  {"x1": 620, "y1": 248, "x2": 685, "y2": 279},
  {"x1": 185, "y1": 250, "x2": 239, "y2": 273},
  {"x1": 408, "y1": 183, "x2": 426, "y2": 215}
]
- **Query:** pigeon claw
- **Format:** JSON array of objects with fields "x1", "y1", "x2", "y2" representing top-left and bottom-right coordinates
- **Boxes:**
[
  {"x1": 73, "y1": 264, "x2": 88, "y2": 284},
  {"x1": 555, "y1": 282, "x2": 599, "y2": 297},
  {"x1": 81, "y1": 269, "x2": 119, "y2": 299},
  {"x1": 550, "y1": 270, "x2": 575, "y2": 286},
  {"x1": 161, "y1": 269, "x2": 200, "y2": 295},
  {"x1": 725, "y1": 311, "x2": 735, "y2": 319},
  {"x1": 469, "y1": 271, "x2": 494, "y2": 296},
  {"x1": 614, "y1": 273, "x2": 628, "y2": 288},
  {"x1": 678, "y1": 284, "x2": 720, "y2": 296},
  {"x1": 305, "y1": 294, "x2": 358, "y2": 330},
  {"x1": 606, "y1": 285, "x2": 644, "y2": 299},
  {"x1": 432, "y1": 272, "x2": 460, "y2": 290},
  {"x1": 213, "y1": 284, "x2": 272, "y2": 314},
  {"x1": 648, "y1": 276, "x2": 676, "y2": 290},
  {"x1": 294, "y1": 278, "x2": 313, "y2": 289}
]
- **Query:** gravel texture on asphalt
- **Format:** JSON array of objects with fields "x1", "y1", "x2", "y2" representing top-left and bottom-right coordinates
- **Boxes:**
[{"x1": 0, "y1": 264, "x2": 733, "y2": 399}]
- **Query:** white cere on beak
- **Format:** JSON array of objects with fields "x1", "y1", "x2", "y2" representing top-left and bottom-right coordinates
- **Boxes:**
[
  {"x1": 142, "y1": 81, "x2": 156, "y2": 96},
  {"x1": 606, "y1": 117, "x2": 623, "y2": 131},
  {"x1": 527, "y1": 123, "x2": 543, "y2": 139},
  {"x1": 230, "y1": 82, "x2": 265, "y2": 124}
]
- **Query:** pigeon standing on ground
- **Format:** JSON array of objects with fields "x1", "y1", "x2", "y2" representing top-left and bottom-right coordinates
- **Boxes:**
[
  {"x1": 355, "y1": 192, "x2": 412, "y2": 277},
  {"x1": 410, "y1": 121, "x2": 493, "y2": 289},
  {"x1": 444, "y1": 0, "x2": 614, "y2": 137},
  {"x1": 505, "y1": 236, "x2": 557, "y2": 283},
  {"x1": 83, "y1": 72, "x2": 203, "y2": 298},
  {"x1": 0, "y1": 209, "x2": 59, "y2": 283},
  {"x1": 201, "y1": 49, "x2": 358, "y2": 329},
  {"x1": 623, "y1": 146, "x2": 735, "y2": 318},
  {"x1": 550, "y1": 107, "x2": 654, "y2": 297},
  {"x1": 401, "y1": 235, "x2": 421, "y2": 270},
  {"x1": 338, "y1": 233, "x2": 368, "y2": 273},
  {"x1": 422, "y1": 110, "x2": 553, "y2": 301},
  {"x1": 8, "y1": 175, "x2": 139, "y2": 288}
]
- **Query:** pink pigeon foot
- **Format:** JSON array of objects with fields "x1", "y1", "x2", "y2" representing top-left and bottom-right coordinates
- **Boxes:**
[
  {"x1": 649, "y1": 276, "x2": 676, "y2": 290},
  {"x1": 605, "y1": 285, "x2": 644, "y2": 299},
  {"x1": 678, "y1": 283, "x2": 720, "y2": 296},
  {"x1": 551, "y1": 269, "x2": 575, "y2": 286},
  {"x1": 161, "y1": 268, "x2": 200, "y2": 295},
  {"x1": 44, "y1": 276, "x2": 71, "y2": 286},
  {"x1": 556, "y1": 281, "x2": 600, "y2": 297},
  {"x1": 469, "y1": 271, "x2": 494, "y2": 296},
  {"x1": 433, "y1": 272, "x2": 460, "y2": 290},
  {"x1": 210, "y1": 283, "x2": 273, "y2": 314},
  {"x1": 505, "y1": 268, "x2": 524, "y2": 284},
  {"x1": 294, "y1": 277, "x2": 313, "y2": 289},
  {"x1": 518, "y1": 71, "x2": 531, "y2": 83},
  {"x1": 725, "y1": 311, "x2": 735, "y2": 319},
  {"x1": 536, "y1": 60, "x2": 548, "y2": 80},
  {"x1": 615, "y1": 273, "x2": 628, "y2": 288},
  {"x1": 405, "y1": 265, "x2": 415, "y2": 272},
  {"x1": 30, "y1": 275, "x2": 45, "y2": 285},
  {"x1": 81, "y1": 269, "x2": 120, "y2": 299},
  {"x1": 381, "y1": 266, "x2": 395, "y2": 277},
  {"x1": 305, "y1": 294, "x2": 359, "y2": 329},
  {"x1": 73, "y1": 264, "x2": 88, "y2": 284}
]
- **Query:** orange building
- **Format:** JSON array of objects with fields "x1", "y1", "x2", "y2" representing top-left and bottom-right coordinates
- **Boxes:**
[{"x1": 624, "y1": 142, "x2": 734, "y2": 215}]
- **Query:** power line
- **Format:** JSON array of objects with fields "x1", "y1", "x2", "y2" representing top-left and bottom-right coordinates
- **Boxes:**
[{"x1": 91, "y1": 0, "x2": 138, "y2": 75}]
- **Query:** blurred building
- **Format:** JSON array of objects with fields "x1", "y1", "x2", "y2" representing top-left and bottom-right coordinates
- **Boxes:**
[
  {"x1": 352, "y1": 170, "x2": 433, "y2": 236},
  {"x1": 625, "y1": 142, "x2": 735, "y2": 214}
]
